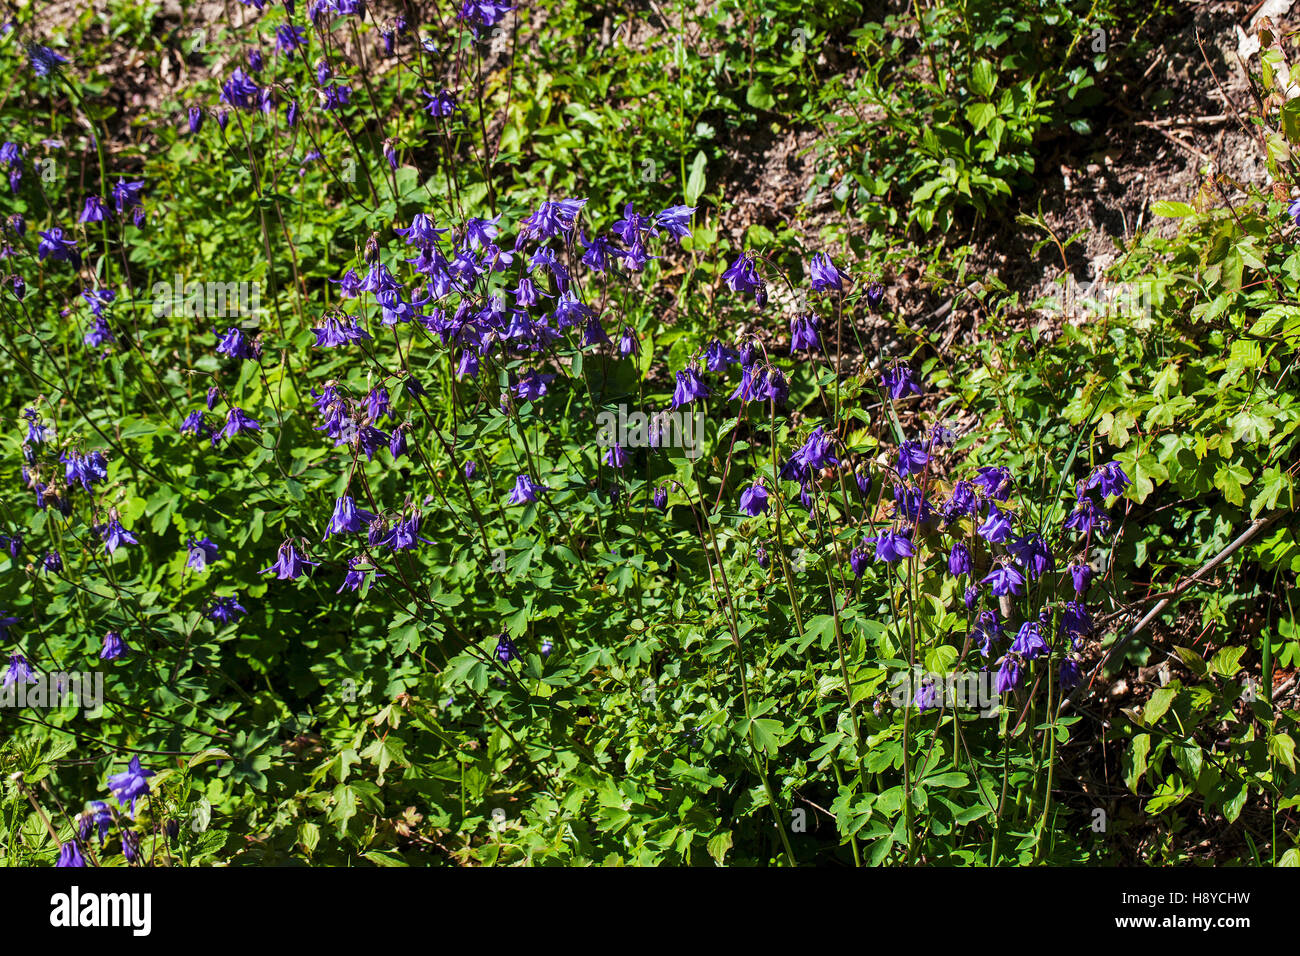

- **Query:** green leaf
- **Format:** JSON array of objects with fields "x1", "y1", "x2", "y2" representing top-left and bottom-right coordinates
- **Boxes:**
[
  {"x1": 1151, "y1": 200, "x2": 1195, "y2": 218},
  {"x1": 685, "y1": 150, "x2": 708, "y2": 206}
]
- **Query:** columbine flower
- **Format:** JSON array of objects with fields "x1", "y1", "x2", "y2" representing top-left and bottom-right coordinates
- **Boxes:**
[
  {"x1": 261, "y1": 540, "x2": 316, "y2": 580},
  {"x1": 739, "y1": 481, "x2": 769, "y2": 516},
  {"x1": 973, "y1": 610, "x2": 1002, "y2": 657},
  {"x1": 983, "y1": 563, "x2": 1025, "y2": 597},
  {"x1": 994, "y1": 656, "x2": 1022, "y2": 693},
  {"x1": 1060, "y1": 601, "x2": 1093, "y2": 645},
  {"x1": 1069, "y1": 562, "x2": 1093, "y2": 595},
  {"x1": 56, "y1": 843, "x2": 86, "y2": 867},
  {"x1": 324, "y1": 496, "x2": 376, "y2": 539},
  {"x1": 808, "y1": 252, "x2": 844, "y2": 292},
  {"x1": 106, "y1": 756, "x2": 154, "y2": 817},
  {"x1": 100, "y1": 631, "x2": 128, "y2": 660},
  {"x1": 977, "y1": 503, "x2": 1012, "y2": 543},
  {"x1": 721, "y1": 252, "x2": 762, "y2": 297},
  {"x1": 495, "y1": 633, "x2": 518, "y2": 663},
  {"x1": 866, "y1": 529, "x2": 914, "y2": 563},
  {"x1": 1086, "y1": 460, "x2": 1131, "y2": 498},
  {"x1": 947, "y1": 541, "x2": 972, "y2": 576},
  {"x1": 1060, "y1": 657, "x2": 1083, "y2": 691},
  {"x1": 28, "y1": 44, "x2": 68, "y2": 77},
  {"x1": 654, "y1": 205, "x2": 695, "y2": 240},
  {"x1": 789, "y1": 314, "x2": 820, "y2": 353},
  {"x1": 79, "y1": 196, "x2": 109, "y2": 223},
  {"x1": 897, "y1": 440, "x2": 929, "y2": 478},
  {"x1": 37, "y1": 227, "x2": 79, "y2": 264},
  {"x1": 222, "y1": 406, "x2": 261, "y2": 439},
  {"x1": 944, "y1": 481, "x2": 978, "y2": 521},
  {"x1": 1011, "y1": 621, "x2": 1049, "y2": 660},
  {"x1": 671, "y1": 367, "x2": 710, "y2": 409},
  {"x1": 217, "y1": 326, "x2": 257, "y2": 360},
  {"x1": 881, "y1": 365, "x2": 922, "y2": 399},
  {"x1": 207, "y1": 594, "x2": 247, "y2": 624},
  {"x1": 4, "y1": 653, "x2": 36, "y2": 687},
  {"x1": 1008, "y1": 532, "x2": 1053, "y2": 579},
  {"x1": 653, "y1": 486, "x2": 667, "y2": 511},
  {"x1": 973, "y1": 465, "x2": 1012, "y2": 500},
  {"x1": 1064, "y1": 496, "x2": 1109, "y2": 537},
  {"x1": 97, "y1": 515, "x2": 138, "y2": 555},
  {"x1": 540, "y1": 638, "x2": 554, "y2": 658},
  {"x1": 507, "y1": 474, "x2": 547, "y2": 505},
  {"x1": 603, "y1": 444, "x2": 628, "y2": 469}
]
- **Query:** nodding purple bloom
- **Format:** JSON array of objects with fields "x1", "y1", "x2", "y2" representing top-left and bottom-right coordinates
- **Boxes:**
[
  {"x1": 513, "y1": 370, "x2": 553, "y2": 402},
  {"x1": 983, "y1": 563, "x2": 1025, "y2": 597},
  {"x1": 994, "y1": 656, "x2": 1022, "y2": 694},
  {"x1": 977, "y1": 503, "x2": 1013, "y2": 544},
  {"x1": 913, "y1": 679, "x2": 939, "y2": 712},
  {"x1": 1060, "y1": 657, "x2": 1083, "y2": 691},
  {"x1": 1011, "y1": 621, "x2": 1049, "y2": 660},
  {"x1": 79, "y1": 195, "x2": 109, "y2": 223},
  {"x1": 1064, "y1": 496, "x2": 1110, "y2": 537},
  {"x1": 739, "y1": 482, "x2": 769, "y2": 516},
  {"x1": 389, "y1": 426, "x2": 408, "y2": 460},
  {"x1": 222, "y1": 406, "x2": 261, "y2": 440},
  {"x1": 325, "y1": 496, "x2": 376, "y2": 539},
  {"x1": 495, "y1": 633, "x2": 518, "y2": 663},
  {"x1": 1060, "y1": 601, "x2": 1093, "y2": 645},
  {"x1": 456, "y1": 350, "x2": 479, "y2": 379},
  {"x1": 944, "y1": 480, "x2": 978, "y2": 521},
  {"x1": 540, "y1": 637, "x2": 554, "y2": 658},
  {"x1": 23, "y1": 408, "x2": 46, "y2": 445},
  {"x1": 653, "y1": 486, "x2": 668, "y2": 511},
  {"x1": 112, "y1": 180, "x2": 145, "y2": 215},
  {"x1": 121, "y1": 829, "x2": 141, "y2": 863},
  {"x1": 186, "y1": 537, "x2": 219, "y2": 571},
  {"x1": 337, "y1": 555, "x2": 380, "y2": 594},
  {"x1": 808, "y1": 252, "x2": 844, "y2": 292},
  {"x1": 28, "y1": 44, "x2": 68, "y2": 77},
  {"x1": 654, "y1": 204, "x2": 695, "y2": 240},
  {"x1": 100, "y1": 631, "x2": 128, "y2": 660},
  {"x1": 464, "y1": 460, "x2": 478, "y2": 481},
  {"x1": 37, "y1": 227, "x2": 79, "y2": 264},
  {"x1": 275, "y1": 23, "x2": 308, "y2": 58},
  {"x1": 1086, "y1": 460, "x2": 1131, "y2": 498},
  {"x1": 580, "y1": 232, "x2": 623, "y2": 273},
  {"x1": 56, "y1": 843, "x2": 86, "y2": 867},
  {"x1": 354, "y1": 425, "x2": 390, "y2": 462},
  {"x1": 972, "y1": 465, "x2": 1012, "y2": 500},
  {"x1": 865, "y1": 281, "x2": 885, "y2": 308},
  {"x1": 42, "y1": 550, "x2": 62, "y2": 573},
  {"x1": 396, "y1": 212, "x2": 447, "y2": 247},
  {"x1": 619, "y1": 326, "x2": 639, "y2": 356},
  {"x1": 1069, "y1": 562, "x2": 1093, "y2": 595},
  {"x1": 948, "y1": 541, "x2": 972, "y2": 576},
  {"x1": 704, "y1": 339, "x2": 740, "y2": 371},
  {"x1": 866, "y1": 528, "x2": 914, "y2": 563},
  {"x1": 613, "y1": 203, "x2": 652, "y2": 244},
  {"x1": 206, "y1": 387, "x2": 221, "y2": 410},
  {"x1": 671, "y1": 367, "x2": 710, "y2": 409},
  {"x1": 320, "y1": 83, "x2": 352, "y2": 111},
  {"x1": 855, "y1": 468, "x2": 871, "y2": 495},
  {"x1": 312, "y1": 313, "x2": 370, "y2": 347},
  {"x1": 106, "y1": 756, "x2": 154, "y2": 818},
  {"x1": 180, "y1": 411, "x2": 210, "y2": 439},
  {"x1": 1008, "y1": 532, "x2": 1054, "y2": 579},
  {"x1": 893, "y1": 485, "x2": 933, "y2": 524},
  {"x1": 721, "y1": 252, "x2": 763, "y2": 296},
  {"x1": 387, "y1": 512, "x2": 432, "y2": 551},
  {"x1": 755, "y1": 545, "x2": 770, "y2": 569},
  {"x1": 789, "y1": 314, "x2": 820, "y2": 353},
  {"x1": 881, "y1": 365, "x2": 922, "y2": 400},
  {"x1": 603, "y1": 443, "x2": 628, "y2": 469},
  {"x1": 216, "y1": 327, "x2": 257, "y2": 360},
  {"x1": 517, "y1": 198, "x2": 586, "y2": 244},
  {"x1": 849, "y1": 545, "x2": 869, "y2": 578},
  {"x1": 187, "y1": 106, "x2": 204, "y2": 133},
  {"x1": 794, "y1": 426, "x2": 840, "y2": 473},
  {"x1": 82, "y1": 286, "x2": 116, "y2": 319},
  {"x1": 80, "y1": 801, "x2": 112, "y2": 846},
  {"x1": 964, "y1": 585, "x2": 979, "y2": 610},
  {"x1": 364, "y1": 387, "x2": 391, "y2": 423},
  {"x1": 261, "y1": 540, "x2": 316, "y2": 580},
  {"x1": 507, "y1": 474, "x2": 547, "y2": 505},
  {"x1": 4, "y1": 653, "x2": 36, "y2": 687},
  {"x1": 207, "y1": 594, "x2": 247, "y2": 624},
  {"x1": 896, "y1": 439, "x2": 929, "y2": 478},
  {"x1": 973, "y1": 610, "x2": 1002, "y2": 657},
  {"x1": 580, "y1": 315, "x2": 610, "y2": 348},
  {"x1": 98, "y1": 516, "x2": 138, "y2": 555},
  {"x1": 220, "y1": 67, "x2": 260, "y2": 110}
]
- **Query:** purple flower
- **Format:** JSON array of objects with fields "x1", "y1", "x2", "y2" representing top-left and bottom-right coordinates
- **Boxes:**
[
  {"x1": 495, "y1": 633, "x2": 518, "y2": 663},
  {"x1": 28, "y1": 44, "x2": 68, "y2": 77},
  {"x1": 654, "y1": 205, "x2": 695, "y2": 240},
  {"x1": 4, "y1": 653, "x2": 36, "y2": 687},
  {"x1": 1069, "y1": 562, "x2": 1093, "y2": 595},
  {"x1": 1060, "y1": 601, "x2": 1093, "y2": 644},
  {"x1": 721, "y1": 252, "x2": 763, "y2": 297},
  {"x1": 653, "y1": 486, "x2": 668, "y2": 511},
  {"x1": 671, "y1": 367, "x2": 710, "y2": 409},
  {"x1": 739, "y1": 482, "x2": 769, "y2": 516},
  {"x1": 186, "y1": 537, "x2": 219, "y2": 571},
  {"x1": 37, "y1": 227, "x2": 79, "y2": 264},
  {"x1": 808, "y1": 252, "x2": 844, "y2": 292},
  {"x1": 1060, "y1": 657, "x2": 1083, "y2": 691},
  {"x1": 973, "y1": 610, "x2": 1002, "y2": 657},
  {"x1": 1064, "y1": 496, "x2": 1110, "y2": 537},
  {"x1": 207, "y1": 594, "x2": 247, "y2": 624},
  {"x1": 1087, "y1": 460, "x2": 1131, "y2": 498},
  {"x1": 603, "y1": 443, "x2": 628, "y2": 469},
  {"x1": 56, "y1": 843, "x2": 86, "y2": 867},
  {"x1": 947, "y1": 541, "x2": 972, "y2": 576},
  {"x1": 994, "y1": 656, "x2": 1022, "y2": 693},
  {"x1": 221, "y1": 406, "x2": 261, "y2": 439},
  {"x1": 1008, "y1": 532, "x2": 1053, "y2": 579},
  {"x1": 972, "y1": 466, "x2": 1012, "y2": 500},
  {"x1": 866, "y1": 529, "x2": 914, "y2": 563},
  {"x1": 977, "y1": 503, "x2": 1013, "y2": 543},
  {"x1": 324, "y1": 495, "x2": 376, "y2": 539},
  {"x1": 79, "y1": 195, "x2": 109, "y2": 223},
  {"x1": 789, "y1": 314, "x2": 820, "y2": 353},
  {"x1": 1011, "y1": 621, "x2": 1048, "y2": 660},
  {"x1": 261, "y1": 540, "x2": 316, "y2": 580},
  {"x1": 881, "y1": 365, "x2": 922, "y2": 400},
  {"x1": 106, "y1": 756, "x2": 154, "y2": 817},
  {"x1": 97, "y1": 516, "x2": 138, "y2": 555},
  {"x1": 100, "y1": 631, "x2": 128, "y2": 660},
  {"x1": 982, "y1": 563, "x2": 1025, "y2": 597},
  {"x1": 896, "y1": 440, "x2": 929, "y2": 478},
  {"x1": 507, "y1": 474, "x2": 547, "y2": 505}
]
